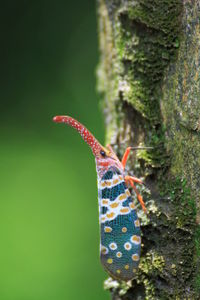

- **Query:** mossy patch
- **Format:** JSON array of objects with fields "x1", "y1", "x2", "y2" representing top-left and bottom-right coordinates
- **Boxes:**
[
  {"x1": 160, "y1": 178, "x2": 196, "y2": 225},
  {"x1": 97, "y1": 0, "x2": 199, "y2": 299},
  {"x1": 115, "y1": 0, "x2": 182, "y2": 122},
  {"x1": 195, "y1": 225, "x2": 200, "y2": 293}
]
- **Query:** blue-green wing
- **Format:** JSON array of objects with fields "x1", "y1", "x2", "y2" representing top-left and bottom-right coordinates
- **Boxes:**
[{"x1": 98, "y1": 167, "x2": 141, "y2": 281}]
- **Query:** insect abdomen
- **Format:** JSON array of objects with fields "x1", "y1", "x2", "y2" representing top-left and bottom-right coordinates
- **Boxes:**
[{"x1": 98, "y1": 168, "x2": 141, "y2": 281}]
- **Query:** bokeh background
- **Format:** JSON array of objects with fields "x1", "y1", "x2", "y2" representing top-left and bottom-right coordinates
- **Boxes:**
[{"x1": 1, "y1": 1, "x2": 109, "y2": 299}]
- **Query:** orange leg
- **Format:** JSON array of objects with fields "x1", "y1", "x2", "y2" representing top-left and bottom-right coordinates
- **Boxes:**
[
  {"x1": 121, "y1": 146, "x2": 153, "y2": 169},
  {"x1": 121, "y1": 147, "x2": 132, "y2": 169},
  {"x1": 126, "y1": 175, "x2": 144, "y2": 185},
  {"x1": 125, "y1": 176, "x2": 147, "y2": 213}
]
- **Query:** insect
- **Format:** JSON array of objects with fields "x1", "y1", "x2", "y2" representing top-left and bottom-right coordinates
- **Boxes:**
[{"x1": 53, "y1": 115, "x2": 147, "y2": 281}]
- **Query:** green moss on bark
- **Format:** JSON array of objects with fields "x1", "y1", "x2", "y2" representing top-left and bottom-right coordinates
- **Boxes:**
[
  {"x1": 97, "y1": 0, "x2": 199, "y2": 299},
  {"x1": 115, "y1": 0, "x2": 182, "y2": 122}
]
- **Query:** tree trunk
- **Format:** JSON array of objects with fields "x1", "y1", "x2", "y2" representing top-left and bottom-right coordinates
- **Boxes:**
[{"x1": 97, "y1": 1, "x2": 200, "y2": 299}]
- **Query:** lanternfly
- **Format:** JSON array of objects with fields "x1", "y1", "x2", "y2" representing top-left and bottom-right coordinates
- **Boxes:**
[{"x1": 53, "y1": 115, "x2": 149, "y2": 281}]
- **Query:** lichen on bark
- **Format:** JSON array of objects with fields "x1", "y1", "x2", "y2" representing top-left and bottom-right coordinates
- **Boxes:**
[{"x1": 97, "y1": 0, "x2": 200, "y2": 299}]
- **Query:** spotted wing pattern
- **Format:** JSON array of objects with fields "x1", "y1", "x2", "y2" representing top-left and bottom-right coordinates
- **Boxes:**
[{"x1": 98, "y1": 167, "x2": 141, "y2": 281}]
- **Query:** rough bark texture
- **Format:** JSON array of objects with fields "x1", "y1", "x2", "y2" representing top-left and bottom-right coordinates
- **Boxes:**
[{"x1": 97, "y1": 1, "x2": 200, "y2": 299}]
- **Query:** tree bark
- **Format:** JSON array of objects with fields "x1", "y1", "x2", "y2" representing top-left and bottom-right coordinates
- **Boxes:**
[{"x1": 97, "y1": 1, "x2": 200, "y2": 299}]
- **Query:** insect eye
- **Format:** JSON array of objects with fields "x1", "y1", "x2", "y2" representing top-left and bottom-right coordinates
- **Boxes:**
[{"x1": 100, "y1": 150, "x2": 106, "y2": 157}]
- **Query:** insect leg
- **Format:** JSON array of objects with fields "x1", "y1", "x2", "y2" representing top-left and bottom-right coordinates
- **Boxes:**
[
  {"x1": 126, "y1": 176, "x2": 147, "y2": 213},
  {"x1": 121, "y1": 146, "x2": 153, "y2": 169},
  {"x1": 121, "y1": 147, "x2": 132, "y2": 169},
  {"x1": 125, "y1": 175, "x2": 144, "y2": 185}
]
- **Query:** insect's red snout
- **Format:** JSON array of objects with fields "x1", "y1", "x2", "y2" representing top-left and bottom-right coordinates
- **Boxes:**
[{"x1": 53, "y1": 116, "x2": 64, "y2": 123}]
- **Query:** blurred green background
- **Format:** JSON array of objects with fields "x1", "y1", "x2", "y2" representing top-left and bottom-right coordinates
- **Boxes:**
[{"x1": 0, "y1": 1, "x2": 109, "y2": 299}]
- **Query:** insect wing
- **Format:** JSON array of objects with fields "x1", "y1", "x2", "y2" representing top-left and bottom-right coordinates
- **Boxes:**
[{"x1": 98, "y1": 167, "x2": 141, "y2": 281}]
